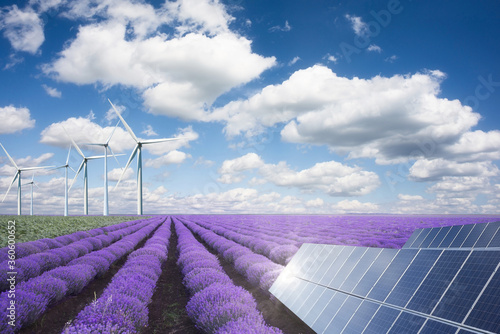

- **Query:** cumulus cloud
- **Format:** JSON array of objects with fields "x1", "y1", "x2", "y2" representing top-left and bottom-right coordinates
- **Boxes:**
[
  {"x1": 107, "y1": 167, "x2": 133, "y2": 182},
  {"x1": 409, "y1": 158, "x2": 499, "y2": 181},
  {"x1": 213, "y1": 65, "x2": 490, "y2": 165},
  {"x1": 345, "y1": 14, "x2": 367, "y2": 37},
  {"x1": 269, "y1": 20, "x2": 291, "y2": 32},
  {"x1": 42, "y1": 84, "x2": 62, "y2": 98},
  {"x1": 0, "y1": 105, "x2": 36, "y2": 134},
  {"x1": 0, "y1": 152, "x2": 54, "y2": 176},
  {"x1": 142, "y1": 125, "x2": 157, "y2": 137},
  {"x1": 217, "y1": 153, "x2": 380, "y2": 196},
  {"x1": 145, "y1": 150, "x2": 190, "y2": 168},
  {"x1": 398, "y1": 194, "x2": 423, "y2": 201},
  {"x1": 367, "y1": 44, "x2": 382, "y2": 53},
  {"x1": 0, "y1": 5, "x2": 44, "y2": 54},
  {"x1": 332, "y1": 199, "x2": 379, "y2": 213}
]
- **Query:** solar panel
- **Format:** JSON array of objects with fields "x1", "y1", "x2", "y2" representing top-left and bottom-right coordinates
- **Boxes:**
[
  {"x1": 341, "y1": 300, "x2": 380, "y2": 334},
  {"x1": 432, "y1": 250, "x2": 500, "y2": 324},
  {"x1": 419, "y1": 227, "x2": 441, "y2": 248},
  {"x1": 269, "y1": 222, "x2": 500, "y2": 334},
  {"x1": 403, "y1": 228, "x2": 423, "y2": 248},
  {"x1": 367, "y1": 249, "x2": 418, "y2": 302},
  {"x1": 407, "y1": 250, "x2": 470, "y2": 314},
  {"x1": 462, "y1": 223, "x2": 487, "y2": 248},
  {"x1": 387, "y1": 311, "x2": 425, "y2": 333},
  {"x1": 418, "y1": 319, "x2": 460, "y2": 334},
  {"x1": 322, "y1": 296, "x2": 361, "y2": 334},
  {"x1": 475, "y1": 221, "x2": 500, "y2": 247},
  {"x1": 464, "y1": 270, "x2": 500, "y2": 333},
  {"x1": 384, "y1": 249, "x2": 441, "y2": 307}
]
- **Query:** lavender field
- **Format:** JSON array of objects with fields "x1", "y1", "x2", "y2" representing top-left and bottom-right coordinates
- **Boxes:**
[{"x1": 1, "y1": 214, "x2": 500, "y2": 334}]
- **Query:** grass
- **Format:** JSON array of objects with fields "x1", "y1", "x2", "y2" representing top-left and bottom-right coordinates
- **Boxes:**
[{"x1": 0, "y1": 215, "x2": 148, "y2": 247}]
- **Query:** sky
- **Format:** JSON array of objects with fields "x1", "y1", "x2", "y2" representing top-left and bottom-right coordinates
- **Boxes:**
[{"x1": 0, "y1": 0, "x2": 499, "y2": 215}]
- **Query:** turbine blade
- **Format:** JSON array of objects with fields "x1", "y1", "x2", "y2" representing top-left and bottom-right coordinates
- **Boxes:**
[
  {"x1": 63, "y1": 126, "x2": 85, "y2": 158},
  {"x1": 115, "y1": 145, "x2": 138, "y2": 189},
  {"x1": 21, "y1": 165, "x2": 55, "y2": 171},
  {"x1": 65, "y1": 146, "x2": 71, "y2": 165},
  {"x1": 0, "y1": 142, "x2": 19, "y2": 170},
  {"x1": 108, "y1": 146, "x2": 121, "y2": 166},
  {"x1": 69, "y1": 166, "x2": 77, "y2": 173},
  {"x1": 141, "y1": 137, "x2": 181, "y2": 145},
  {"x1": 34, "y1": 182, "x2": 40, "y2": 189},
  {"x1": 108, "y1": 99, "x2": 139, "y2": 143},
  {"x1": 106, "y1": 120, "x2": 121, "y2": 144},
  {"x1": 69, "y1": 160, "x2": 84, "y2": 191},
  {"x1": 2, "y1": 172, "x2": 19, "y2": 202}
]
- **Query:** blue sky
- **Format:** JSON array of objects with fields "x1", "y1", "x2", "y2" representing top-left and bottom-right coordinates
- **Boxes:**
[{"x1": 0, "y1": 0, "x2": 499, "y2": 215}]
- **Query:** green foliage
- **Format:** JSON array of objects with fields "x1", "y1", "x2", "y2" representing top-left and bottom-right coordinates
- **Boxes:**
[{"x1": 0, "y1": 215, "x2": 147, "y2": 247}]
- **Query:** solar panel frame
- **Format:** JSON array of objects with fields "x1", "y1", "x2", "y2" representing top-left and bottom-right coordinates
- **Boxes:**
[
  {"x1": 438, "y1": 225, "x2": 464, "y2": 248},
  {"x1": 475, "y1": 221, "x2": 500, "y2": 248},
  {"x1": 340, "y1": 248, "x2": 382, "y2": 293},
  {"x1": 387, "y1": 310, "x2": 426, "y2": 333},
  {"x1": 418, "y1": 319, "x2": 460, "y2": 334},
  {"x1": 341, "y1": 300, "x2": 380, "y2": 334},
  {"x1": 461, "y1": 223, "x2": 487, "y2": 248},
  {"x1": 429, "y1": 226, "x2": 453, "y2": 248},
  {"x1": 318, "y1": 246, "x2": 354, "y2": 286},
  {"x1": 328, "y1": 247, "x2": 368, "y2": 289},
  {"x1": 449, "y1": 224, "x2": 475, "y2": 248},
  {"x1": 363, "y1": 305, "x2": 401, "y2": 334},
  {"x1": 323, "y1": 296, "x2": 362, "y2": 334},
  {"x1": 352, "y1": 248, "x2": 398, "y2": 297},
  {"x1": 419, "y1": 228, "x2": 441, "y2": 248}
]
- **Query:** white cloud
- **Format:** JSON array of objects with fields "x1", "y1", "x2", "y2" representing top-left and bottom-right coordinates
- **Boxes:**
[
  {"x1": 385, "y1": 55, "x2": 398, "y2": 63},
  {"x1": 42, "y1": 84, "x2": 62, "y2": 98},
  {"x1": 367, "y1": 44, "x2": 382, "y2": 53},
  {"x1": 142, "y1": 125, "x2": 158, "y2": 137},
  {"x1": 194, "y1": 157, "x2": 215, "y2": 167},
  {"x1": 345, "y1": 14, "x2": 367, "y2": 37},
  {"x1": 409, "y1": 158, "x2": 499, "y2": 181},
  {"x1": 269, "y1": 20, "x2": 291, "y2": 32},
  {"x1": 213, "y1": 65, "x2": 488, "y2": 165},
  {"x1": 0, "y1": 152, "x2": 54, "y2": 176},
  {"x1": 398, "y1": 194, "x2": 423, "y2": 201},
  {"x1": 144, "y1": 126, "x2": 199, "y2": 155},
  {"x1": 429, "y1": 176, "x2": 492, "y2": 194},
  {"x1": 217, "y1": 153, "x2": 380, "y2": 196},
  {"x1": 107, "y1": 167, "x2": 133, "y2": 182},
  {"x1": 145, "y1": 150, "x2": 190, "y2": 168},
  {"x1": 288, "y1": 56, "x2": 300, "y2": 66},
  {"x1": 0, "y1": 5, "x2": 44, "y2": 54},
  {"x1": 0, "y1": 105, "x2": 36, "y2": 134},
  {"x1": 306, "y1": 198, "x2": 324, "y2": 207},
  {"x1": 332, "y1": 199, "x2": 379, "y2": 213}
]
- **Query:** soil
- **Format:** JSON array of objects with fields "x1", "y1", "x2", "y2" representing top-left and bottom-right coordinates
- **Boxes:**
[
  {"x1": 143, "y1": 222, "x2": 201, "y2": 334},
  {"x1": 186, "y1": 222, "x2": 316, "y2": 334}
]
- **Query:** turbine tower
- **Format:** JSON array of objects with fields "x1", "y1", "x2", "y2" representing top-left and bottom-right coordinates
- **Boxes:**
[
  {"x1": 24, "y1": 174, "x2": 38, "y2": 216},
  {"x1": 53, "y1": 147, "x2": 74, "y2": 216},
  {"x1": 83, "y1": 121, "x2": 122, "y2": 216},
  {"x1": 1, "y1": 143, "x2": 54, "y2": 215},
  {"x1": 64, "y1": 129, "x2": 104, "y2": 215},
  {"x1": 108, "y1": 99, "x2": 180, "y2": 215}
]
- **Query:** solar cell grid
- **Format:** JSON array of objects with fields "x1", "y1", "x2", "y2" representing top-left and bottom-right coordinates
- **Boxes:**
[
  {"x1": 309, "y1": 246, "x2": 343, "y2": 283},
  {"x1": 432, "y1": 251, "x2": 500, "y2": 324},
  {"x1": 323, "y1": 296, "x2": 362, "y2": 334},
  {"x1": 404, "y1": 229, "x2": 423, "y2": 248},
  {"x1": 407, "y1": 250, "x2": 470, "y2": 314},
  {"x1": 340, "y1": 248, "x2": 382, "y2": 293},
  {"x1": 475, "y1": 221, "x2": 500, "y2": 247},
  {"x1": 363, "y1": 305, "x2": 400, "y2": 334},
  {"x1": 461, "y1": 223, "x2": 487, "y2": 248},
  {"x1": 439, "y1": 225, "x2": 464, "y2": 248},
  {"x1": 352, "y1": 248, "x2": 398, "y2": 297},
  {"x1": 450, "y1": 224, "x2": 475, "y2": 248},
  {"x1": 384, "y1": 249, "x2": 441, "y2": 307},
  {"x1": 341, "y1": 300, "x2": 380, "y2": 334},
  {"x1": 410, "y1": 228, "x2": 432, "y2": 248},
  {"x1": 300, "y1": 244, "x2": 332, "y2": 281},
  {"x1": 318, "y1": 246, "x2": 354, "y2": 286},
  {"x1": 429, "y1": 226, "x2": 452, "y2": 248},
  {"x1": 288, "y1": 281, "x2": 316, "y2": 314},
  {"x1": 280, "y1": 277, "x2": 309, "y2": 307},
  {"x1": 311, "y1": 292, "x2": 346, "y2": 334},
  {"x1": 464, "y1": 269, "x2": 500, "y2": 333},
  {"x1": 367, "y1": 249, "x2": 418, "y2": 302},
  {"x1": 302, "y1": 288, "x2": 335, "y2": 328},
  {"x1": 487, "y1": 225, "x2": 500, "y2": 247},
  {"x1": 328, "y1": 247, "x2": 368, "y2": 289},
  {"x1": 295, "y1": 285, "x2": 326, "y2": 319},
  {"x1": 418, "y1": 319, "x2": 460, "y2": 334},
  {"x1": 387, "y1": 311, "x2": 425, "y2": 334},
  {"x1": 419, "y1": 228, "x2": 441, "y2": 248}
]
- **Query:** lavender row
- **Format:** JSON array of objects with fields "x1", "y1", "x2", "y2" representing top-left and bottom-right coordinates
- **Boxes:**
[
  {"x1": 185, "y1": 218, "x2": 297, "y2": 266},
  {"x1": 174, "y1": 218, "x2": 282, "y2": 334},
  {"x1": 63, "y1": 217, "x2": 172, "y2": 333},
  {"x1": 0, "y1": 218, "x2": 145, "y2": 263},
  {"x1": 180, "y1": 218, "x2": 283, "y2": 291},
  {"x1": 0, "y1": 217, "x2": 158, "y2": 291},
  {"x1": 0, "y1": 217, "x2": 164, "y2": 333}
]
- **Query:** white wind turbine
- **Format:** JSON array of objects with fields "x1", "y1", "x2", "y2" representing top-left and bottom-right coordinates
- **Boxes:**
[
  {"x1": 24, "y1": 173, "x2": 39, "y2": 216},
  {"x1": 52, "y1": 147, "x2": 75, "y2": 216},
  {"x1": 64, "y1": 129, "x2": 105, "y2": 215},
  {"x1": 82, "y1": 121, "x2": 122, "y2": 216},
  {"x1": 108, "y1": 99, "x2": 180, "y2": 215},
  {"x1": 1, "y1": 143, "x2": 54, "y2": 215}
]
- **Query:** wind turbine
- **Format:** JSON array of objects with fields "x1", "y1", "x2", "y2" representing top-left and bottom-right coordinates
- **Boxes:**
[
  {"x1": 23, "y1": 174, "x2": 39, "y2": 216},
  {"x1": 63, "y1": 129, "x2": 105, "y2": 215},
  {"x1": 82, "y1": 121, "x2": 122, "y2": 216},
  {"x1": 1, "y1": 143, "x2": 54, "y2": 215},
  {"x1": 108, "y1": 99, "x2": 180, "y2": 215},
  {"x1": 52, "y1": 147, "x2": 75, "y2": 216}
]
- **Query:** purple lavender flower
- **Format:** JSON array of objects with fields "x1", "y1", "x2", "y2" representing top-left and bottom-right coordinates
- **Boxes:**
[
  {"x1": 68, "y1": 255, "x2": 111, "y2": 277},
  {"x1": 269, "y1": 244, "x2": 299, "y2": 265},
  {"x1": 46, "y1": 264, "x2": 96, "y2": 294},
  {"x1": 183, "y1": 268, "x2": 233, "y2": 295},
  {"x1": 215, "y1": 313, "x2": 284, "y2": 334},
  {"x1": 246, "y1": 262, "x2": 283, "y2": 286},
  {"x1": 18, "y1": 274, "x2": 68, "y2": 304}
]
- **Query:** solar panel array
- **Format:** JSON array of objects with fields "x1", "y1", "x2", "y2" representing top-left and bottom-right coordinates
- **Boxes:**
[{"x1": 269, "y1": 222, "x2": 500, "y2": 334}]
